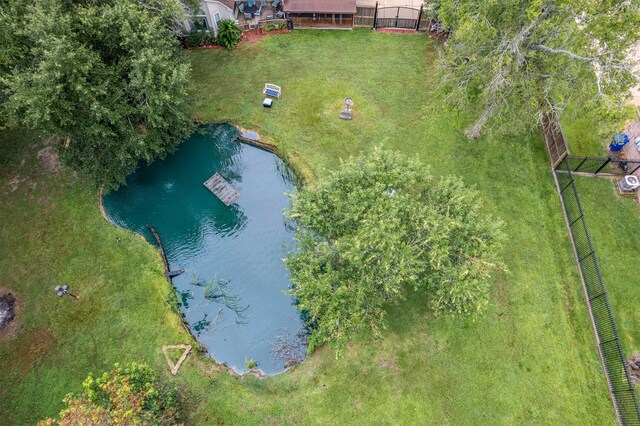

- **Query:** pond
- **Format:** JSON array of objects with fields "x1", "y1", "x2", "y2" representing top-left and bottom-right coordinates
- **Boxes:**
[{"x1": 102, "y1": 124, "x2": 306, "y2": 374}]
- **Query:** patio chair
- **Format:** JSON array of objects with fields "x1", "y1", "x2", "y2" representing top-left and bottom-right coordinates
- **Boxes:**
[
  {"x1": 238, "y1": 2, "x2": 245, "y2": 12},
  {"x1": 263, "y1": 83, "x2": 281, "y2": 99},
  {"x1": 260, "y1": 0, "x2": 267, "y2": 8},
  {"x1": 272, "y1": 0, "x2": 281, "y2": 9},
  {"x1": 244, "y1": 12, "x2": 253, "y2": 19},
  {"x1": 254, "y1": 3, "x2": 262, "y2": 17}
]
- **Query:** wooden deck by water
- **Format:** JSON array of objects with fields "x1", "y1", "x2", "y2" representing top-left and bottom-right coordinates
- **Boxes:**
[{"x1": 204, "y1": 173, "x2": 240, "y2": 206}]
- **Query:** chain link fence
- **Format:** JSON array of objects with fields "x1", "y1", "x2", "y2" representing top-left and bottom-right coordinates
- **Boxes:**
[
  {"x1": 555, "y1": 158, "x2": 640, "y2": 425},
  {"x1": 563, "y1": 156, "x2": 640, "y2": 176}
]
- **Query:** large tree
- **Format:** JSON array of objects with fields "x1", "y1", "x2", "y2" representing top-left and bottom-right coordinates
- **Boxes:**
[
  {"x1": 285, "y1": 149, "x2": 504, "y2": 354},
  {"x1": 437, "y1": 0, "x2": 640, "y2": 138},
  {"x1": 1, "y1": 0, "x2": 194, "y2": 189}
]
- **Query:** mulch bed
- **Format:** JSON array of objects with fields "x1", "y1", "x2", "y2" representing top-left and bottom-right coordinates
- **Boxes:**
[
  {"x1": 185, "y1": 30, "x2": 290, "y2": 51},
  {"x1": 0, "y1": 293, "x2": 16, "y2": 330}
]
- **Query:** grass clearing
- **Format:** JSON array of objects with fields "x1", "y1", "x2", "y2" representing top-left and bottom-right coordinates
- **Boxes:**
[
  {"x1": 0, "y1": 30, "x2": 617, "y2": 424},
  {"x1": 562, "y1": 106, "x2": 610, "y2": 157},
  {"x1": 561, "y1": 97, "x2": 639, "y2": 360},
  {"x1": 573, "y1": 176, "x2": 640, "y2": 355}
]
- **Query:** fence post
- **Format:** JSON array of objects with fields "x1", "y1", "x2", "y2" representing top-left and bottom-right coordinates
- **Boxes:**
[
  {"x1": 373, "y1": 1, "x2": 378, "y2": 29},
  {"x1": 560, "y1": 176, "x2": 574, "y2": 192},
  {"x1": 569, "y1": 213, "x2": 584, "y2": 227},
  {"x1": 594, "y1": 157, "x2": 612, "y2": 174},
  {"x1": 416, "y1": 4, "x2": 423, "y2": 31},
  {"x1": 573, "y1": 156, "x2": 588, "y2": 172}
]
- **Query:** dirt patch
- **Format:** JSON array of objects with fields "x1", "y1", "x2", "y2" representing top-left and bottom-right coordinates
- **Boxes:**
[
  {"x1": 354, "y1": 398, "x2": 362, "y2": 411},
  {"x1": 0, "y1": 293, "x2": 16, "y2": 329},
  {"x1": 185, "y1": 29, "x2": 289, "y2": 51},
  {"x1": 13, "y1": 327, "x2": 56, "y2": 378},
  {"x1": 492, "y1": 275, "x2": 517, "y2": 347},
  {"x1": 628, "y1": 353, "x2": 640, "y2": 384},
  {"x1": 379, "y1": 357, "x2": 401, "y2": 373},
  {"x1": 0, "y1": 287, "x2": 21, "y2": 342},
  {"x1": 2, "y1": 175, "x2": 26, "y2": 194},
  {"x1": 37, "y1": 145, "x2": 61, "y2": 174},
  {"x1": 493, "y1": 278, "x2": 510, "y2": 307}
]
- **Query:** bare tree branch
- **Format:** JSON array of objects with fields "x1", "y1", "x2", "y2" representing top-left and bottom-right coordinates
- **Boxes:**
[{"x1": 530, "y1": 44, "x2": 597, "y2": 63}]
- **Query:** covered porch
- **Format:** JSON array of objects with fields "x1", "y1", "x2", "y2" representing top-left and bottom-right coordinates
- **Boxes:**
[
  {"x1": 235, "y1": 0, "x2": 285, "y2": 28},
  {"x1": 284, "y1": 0, "x2": 356, "y2": 29}
]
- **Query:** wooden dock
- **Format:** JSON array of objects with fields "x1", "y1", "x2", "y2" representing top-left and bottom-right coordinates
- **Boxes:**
[{"x1": 204, "y1": 173, "x2": 240, "y2": 206}]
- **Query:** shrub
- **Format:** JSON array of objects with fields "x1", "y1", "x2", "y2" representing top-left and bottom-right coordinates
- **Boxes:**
[
  {"x1": 285, "y1": 148, "x2": 505, "y2": 354},
  {"x1": 264, "y1": 21, "x2": 286, "y2": 32},
  {"x1": 184, "y1": 29, "x2": 213, "y2": 47},
  {"x1": 216, "y1": 19, "x2": 242, "y2": 50},
  {"x1": 38, "y1": 362, "x2": 182, "y2": 425}
]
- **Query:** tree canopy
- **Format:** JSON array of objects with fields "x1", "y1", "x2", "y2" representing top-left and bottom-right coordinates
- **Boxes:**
[
  {"x1": 1, "y1": 0, "x2": 193, "y2": 189},
  {"x1": 38, "y1": 362, "x2": 181, "y2": 425},
  {"x1": 285, "y1": 149, "x2": 504, "y2": 354},
  {"x1": 437, "y1": 0, "x2": 640, "y2": 138}
]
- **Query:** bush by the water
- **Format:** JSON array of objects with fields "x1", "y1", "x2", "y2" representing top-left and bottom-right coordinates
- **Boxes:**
[
  {"x1": 1, "y1": 0, "x2": 194, "y2": 190},
  {"x1": 285, "y1": 148, "x2": 505, "y2": 354}
]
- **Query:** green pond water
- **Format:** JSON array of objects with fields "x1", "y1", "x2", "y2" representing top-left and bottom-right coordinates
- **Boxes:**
[{"x1": 103, "y1": 124, "x2": 306, "y2": 374}]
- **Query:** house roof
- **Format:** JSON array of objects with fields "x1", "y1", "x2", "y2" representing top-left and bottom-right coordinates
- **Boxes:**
[
  {"x1": 283, "y1": 0, "x2": 356, "y2": 14},
  {"x1": 218, "y1": 0, "x2": 235, "y2": 9}
]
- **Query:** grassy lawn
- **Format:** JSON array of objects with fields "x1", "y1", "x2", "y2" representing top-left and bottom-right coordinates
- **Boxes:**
[
  {"x1": 562, "y1": 102, "x2": 638, "y2": 157},
  {"x1": 0, "y1": 129, "x2": 192, "y2": 423},
  {"x1": 573, "y1": 177, "x2": 640, "y2": 355},
  {"x1": 0, "y1": 29, "x2": 617, "y2": 424},
  {"x1": 562, "y1": 106, "x2": 609, "y2": 157},
  {"x1": 561, "y1": 96, "x2": 639, "y2": 359}
]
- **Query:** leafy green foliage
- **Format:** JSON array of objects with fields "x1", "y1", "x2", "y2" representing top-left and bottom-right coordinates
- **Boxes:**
[
  {"x1": 1, "y1": 0, "x2": 193, "y2": 190},
  {"x1": 38, "y1": 362, "x2": 181, "y2": 425},
  {"x1": 0, "y1": 1, "x2": 28, "y2": 77},
  {"x1": 0, "y1": 31, "x2": 617, "y2": 425},
  {"x1": 285, "y1": 149, "x2": 504, "y2": 354},
  {"x1": 438, "y1": 0, "x2": 640, "y2": 138},
  {"x1": 264, "y1": 21, "x2": 286, "y2": 32},
  {"x1": 184, "y1": 29, "x2": 214, "y2": 47},
  {"x1": 216, "y1": 20, "x2": 242, "y2": 50}
]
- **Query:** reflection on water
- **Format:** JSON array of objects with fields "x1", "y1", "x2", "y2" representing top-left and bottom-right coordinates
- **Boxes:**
[{"x1": 102, "y1": 124, "x2": 305, "y2": 374}]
